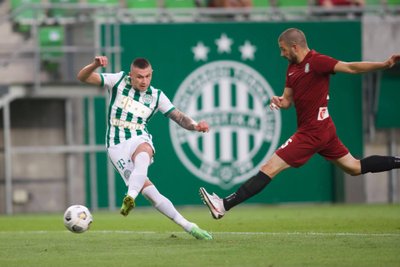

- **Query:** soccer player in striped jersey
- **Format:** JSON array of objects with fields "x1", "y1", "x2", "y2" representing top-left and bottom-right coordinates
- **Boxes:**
[
  {"x1": 200, "y1": 27, "x2": 400, "y2": 220},
  {"x1": 78, "y1": 56, "x2": 212, "y2": 240}
]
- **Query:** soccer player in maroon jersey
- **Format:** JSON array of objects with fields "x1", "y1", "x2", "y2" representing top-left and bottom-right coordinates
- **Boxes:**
[{"x1": 199, "y1": 27, "x2": 400, "y2": 220}]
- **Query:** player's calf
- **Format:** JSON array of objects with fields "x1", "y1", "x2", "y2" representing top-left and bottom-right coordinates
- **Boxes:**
[{"x1": 360, "y1": 155, "x2": 400, "y2": 174}]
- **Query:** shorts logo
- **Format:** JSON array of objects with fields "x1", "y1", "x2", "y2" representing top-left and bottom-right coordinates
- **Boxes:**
[
  {"x1": 123, "y1": 170, "x2": 131, "y2": 180},
  {"x1": 117, "y1": 159, "x2": 125, "y2": 170},
  {"x1": 170, "y1": 60, "x2": 281, "y2": 189}
]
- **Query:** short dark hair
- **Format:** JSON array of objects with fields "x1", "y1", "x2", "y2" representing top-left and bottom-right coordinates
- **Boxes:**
[
  {"x1": 279, "y1": 28, "x2": 308, "y2": 48},
  {"x1": 131, "y1": 58, "x2": 151, "y2": 69}
]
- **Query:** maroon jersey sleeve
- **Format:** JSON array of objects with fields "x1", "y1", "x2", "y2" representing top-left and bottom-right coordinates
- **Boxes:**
[{"x1": 311, "y1": 54, "x2": 339, "y2": 75}]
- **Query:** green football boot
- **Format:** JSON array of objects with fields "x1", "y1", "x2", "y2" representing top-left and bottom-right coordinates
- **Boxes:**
[
  {"x1": 189, "y1": 224, "x2": 213, "y2": 240},
  {"x1": 120, "y1": 195, "x2": 135, "y2": 217}
]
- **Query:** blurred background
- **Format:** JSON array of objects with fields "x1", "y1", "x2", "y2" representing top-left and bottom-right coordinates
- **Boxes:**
[{"x1": 0, "y1": 0, "x2": 399, "y2": 215}]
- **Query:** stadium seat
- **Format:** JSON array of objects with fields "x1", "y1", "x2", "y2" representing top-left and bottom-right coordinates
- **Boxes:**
[
  {"x1": 86, "y1": 0, "x2": 120, "y2": 5},
  {"x1": 125, "y1": 0, "x2": 159, "y2": 22},
  {"x1": 275, "y1": 0, "x2": 309, "y2": 7},
  {"x1": 85, "y1": 0, "x2": 120, "y2": 19},
  {"x1": 38, "y1": 26, "x2": 65, "y2": 74},
  {"x1": 386, "y1": 0, "x2": 400, "y2": 5},
  {"x1": 164, "y1": 0, "x2": 197, "y2": 8},
  {"x1": 39, "y1": 26, "x2": 65, "y2": 60},
  {"x1": 10, "y1": 0, "x2": 43, "y2": 20},
  {"x1": 252, "y1": 0, "x2": 270, "y2": 7},
  {"x1": 365, "y1": 0, "x2": 381, "y2": 4},
  {"x1": 126, "y1": 0, "x2": 158, "y2": 8},
  {"x1": 250, "y1": 0, "x2": 271, "y2": 21},
  {"x1": 163, "y1": 0, "x2": 196, "y2": 22},
  {"x1": 10, "y1": 0, "x2": 45, "y2": 33},
  {"x1": 49, "y1": 0, "x2": 80, "y2": 19}
]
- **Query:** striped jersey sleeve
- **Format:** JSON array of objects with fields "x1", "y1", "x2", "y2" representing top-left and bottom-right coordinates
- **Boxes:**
[
  {"x1": 101, "y1": 71, "x2": 125, "y2": 92},
  {"x1": 158, "y1": 91, "x2": 175, "y2": 115}
]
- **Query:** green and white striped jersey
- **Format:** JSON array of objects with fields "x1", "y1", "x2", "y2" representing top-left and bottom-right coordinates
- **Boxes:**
[{"x1": 101, "y1": 71, "x2": 175, "y2": 147}]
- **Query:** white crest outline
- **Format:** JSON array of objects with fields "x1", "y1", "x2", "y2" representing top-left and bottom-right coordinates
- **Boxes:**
[{"x1": 170, "y1": 60, "x2": 281, "y2": 189}]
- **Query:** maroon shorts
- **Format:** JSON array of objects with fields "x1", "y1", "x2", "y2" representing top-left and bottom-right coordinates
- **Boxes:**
[{"x1": 275, "y1": 128, "x2": 349, "y2": 168}]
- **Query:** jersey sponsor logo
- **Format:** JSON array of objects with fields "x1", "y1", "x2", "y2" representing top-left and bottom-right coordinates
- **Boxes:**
[
  {"x1": 305, "y1": 63, "x2": 310, "y2": 73},
  {"x1": 112, "y1": 118, "x2": 145, "y2": 130},
  {"x1": 118, "y1": 96, "x2": 153, "y2": 118},
  {"x1": 318, "y1": 107, "x2": 329, "y2": 121},
  {"x1": 169, "y1": 33, "x2": 281, "y2": 189}
]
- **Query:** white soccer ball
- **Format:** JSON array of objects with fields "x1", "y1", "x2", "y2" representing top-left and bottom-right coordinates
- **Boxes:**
[{"x1": 63, "y1": 205, "x2": 93, "y2": 233}]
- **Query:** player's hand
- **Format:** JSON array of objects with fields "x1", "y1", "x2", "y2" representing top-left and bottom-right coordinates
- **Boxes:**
[
  {"x1": 94, "y1": 56, "x2": 108, "y2": 68},
  {"x1": 386, "y1": 54, "x2": 400, "y2": 68},
  {"x1": 194, "y1": 120, "x2": 209, "y2": 133},
  {"x1": 269, "y1": 96, "x2": 283, "y2": 110}
]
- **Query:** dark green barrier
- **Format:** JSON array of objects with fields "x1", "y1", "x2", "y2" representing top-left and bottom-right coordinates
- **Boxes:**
[
  {"x1": 375, "y1": 67, "x2": 400, "y2": 128},
  {"x1": 87, "y1": 21, "x2": 362, "y2": 208}
]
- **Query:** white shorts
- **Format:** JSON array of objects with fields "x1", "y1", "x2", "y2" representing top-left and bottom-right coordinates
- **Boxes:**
[{"x1": 107, "y1": 135, "x2": 155, "y2": 185}]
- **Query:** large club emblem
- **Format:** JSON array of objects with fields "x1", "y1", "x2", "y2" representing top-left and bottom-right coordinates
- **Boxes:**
[{"x1": 170, "y1": 34, "x2": 281, "y2": 189}]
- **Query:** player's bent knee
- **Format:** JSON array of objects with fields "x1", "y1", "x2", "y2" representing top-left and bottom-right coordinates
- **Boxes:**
[
  {"x1": 260, "y1": 157, "x2": 290, "y2": 178},
  {"x1": 336, "y1": 157, "x2": 361, "y2": 176},
  {"x1": 143, "y1": 179, "x2": 153, "y2": 188},
  {"x1": 349, "y1": 170, "x2": 361, "y2": 176},
  {"x1": 344, "y1": 167, "x2": 361, "y2": 176},
  {"x1": 138, "y1": 143, "x2": 153, "y2": 154},
  {"x1": 133, "y1": 143, "x2": 154, "y2": 160}
]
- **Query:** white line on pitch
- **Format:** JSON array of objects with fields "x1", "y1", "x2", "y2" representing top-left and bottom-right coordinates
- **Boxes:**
[{"x1": 0, "y1": 230, "x2": 399, "y2": 237}]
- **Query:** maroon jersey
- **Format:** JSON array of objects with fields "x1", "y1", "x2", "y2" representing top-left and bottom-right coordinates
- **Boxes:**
[
  {"x1": 277, "y1": 50, "x2": 349, "y2": 167},
  {"x1": 285, "y1": 50, "x2": 338, "y2": 132}
]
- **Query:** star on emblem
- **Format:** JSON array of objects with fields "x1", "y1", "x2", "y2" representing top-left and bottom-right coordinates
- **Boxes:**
[
  {"x1": 192, "y1": 42, "x2": 210, "y2": 61},
  {"x1": 239, "y1": 40, "x2": 257, "y2": 61},
  {"x1": 215, "y1": 33, "x2": 233, "y2": 54}
]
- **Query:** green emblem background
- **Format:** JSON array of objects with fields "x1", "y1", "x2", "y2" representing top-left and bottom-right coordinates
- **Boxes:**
[
  {"x1": 92, "y1": 21, "x2": 362, "y2": 207},
  {"x1": 170, "y1": 60, "x2": 281, "y2": 189}
]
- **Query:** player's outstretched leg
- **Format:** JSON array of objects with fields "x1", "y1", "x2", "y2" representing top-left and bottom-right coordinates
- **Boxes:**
[
  {"x1": 120, "y1": 195, "x2": 135, "y2": 216},
  {"x1": 189, "y1": 224, "x2": 213, "y2": 240},
  {"x1": 199, "y1": 187, "x2": 225, "y2": 220},
  {"x1": 142, "y1": 185, "x2": 213, "y2": 240}
]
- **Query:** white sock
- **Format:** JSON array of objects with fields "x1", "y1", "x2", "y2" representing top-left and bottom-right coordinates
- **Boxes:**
[
  {"x1": 142, "y1": 185, "x2": 194, "y2": 232},
  {"x1": 127, "y1": 152, "x2": 150, "y2": 199}
]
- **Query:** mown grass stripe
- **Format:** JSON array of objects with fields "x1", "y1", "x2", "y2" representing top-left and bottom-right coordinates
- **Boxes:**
[{"x1": 1, "y1": 230, "x2": 398, "y2": 237}]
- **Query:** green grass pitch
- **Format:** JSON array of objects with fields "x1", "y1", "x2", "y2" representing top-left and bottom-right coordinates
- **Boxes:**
[{"x1": 0, "y1": 204, "x2": 399, "y2": 267}]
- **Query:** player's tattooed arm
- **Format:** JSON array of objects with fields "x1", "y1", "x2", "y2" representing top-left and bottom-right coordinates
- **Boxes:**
[{"x1": 168, "y1": 109, "x2": 197, "y2": 131}]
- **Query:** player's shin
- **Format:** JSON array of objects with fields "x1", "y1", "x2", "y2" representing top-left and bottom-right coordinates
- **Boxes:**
[
  {"x1": 223, "y1": 171, "x2": 272, "y2": 211},
  {"x1": 360, "y1": 155, "x2": 400, "y2": 174},
  {"x1": 142, "y1": 185, "x2": 193, "y2": 232},
  {"x1": 127, "y1": 152, "x2": 150, "y2": 199}
]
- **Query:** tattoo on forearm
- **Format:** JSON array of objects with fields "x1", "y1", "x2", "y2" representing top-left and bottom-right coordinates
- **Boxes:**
[{"x1": 168, "y1": 109, "x2": 196, "y2": 131}]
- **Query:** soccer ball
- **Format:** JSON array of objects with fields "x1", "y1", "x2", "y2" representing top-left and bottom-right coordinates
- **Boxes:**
[{"x1": 63, "y1": 205, "x2": 93, "y2": 233}]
